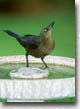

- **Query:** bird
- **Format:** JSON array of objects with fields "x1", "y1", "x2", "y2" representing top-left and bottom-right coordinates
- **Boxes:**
[{"x1": 4, "y1": 21, "x2": 55, "y2": 68}]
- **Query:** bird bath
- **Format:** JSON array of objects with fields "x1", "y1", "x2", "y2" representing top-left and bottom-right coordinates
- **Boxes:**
[{"x1": 0, "y1": 55, "x2": 75, "y2": 102}]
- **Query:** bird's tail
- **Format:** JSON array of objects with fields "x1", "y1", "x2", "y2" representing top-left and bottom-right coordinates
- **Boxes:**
[
  {"x1": 4, "y1": 30, "x2": 25, "y2": 45},
  {"x1": 4, "y1": 30, "x2": 21, "y2": 39}
]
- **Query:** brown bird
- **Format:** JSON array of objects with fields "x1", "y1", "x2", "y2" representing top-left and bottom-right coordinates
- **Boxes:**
[{"x1": 4, "y1": 21, "x2": 55, "y2": 68}]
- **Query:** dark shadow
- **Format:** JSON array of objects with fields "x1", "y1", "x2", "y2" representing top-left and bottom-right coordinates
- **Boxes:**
[{"x1": 2, "y1": 102, "x2": 76, "y2": 107}]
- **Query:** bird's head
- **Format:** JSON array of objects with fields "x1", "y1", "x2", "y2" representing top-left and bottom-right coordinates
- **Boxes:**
[{"x1": 40, "y1": 21, "x2": 55, "y2": 38}]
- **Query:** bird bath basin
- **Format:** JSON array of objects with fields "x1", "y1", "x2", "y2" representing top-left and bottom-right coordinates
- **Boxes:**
[{"x1": 0, "y1": 55, "x2": 75, "y2": 102}]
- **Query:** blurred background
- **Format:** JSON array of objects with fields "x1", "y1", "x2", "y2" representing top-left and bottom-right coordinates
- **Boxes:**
[{"x1": 0, "y1": 0, "x2": 75, "y2": 58}]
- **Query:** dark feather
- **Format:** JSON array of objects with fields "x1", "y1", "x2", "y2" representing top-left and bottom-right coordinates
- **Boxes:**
[
  {"x1": 24, "y1": 34, "x2": 33, "y2": 37},
  {"x1": 22, "y1": 35, "x2": 41, "y2": 49}
]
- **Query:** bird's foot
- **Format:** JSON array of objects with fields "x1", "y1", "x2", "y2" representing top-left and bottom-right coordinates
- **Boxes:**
[
  {"x1": 45, "y1": 65, "x2": 49, "y2": 69},
  {"x1": 41, "y1": 65, "x2": 49, "y2": 69},
  {"x1": 26, "y1": 64, "x2": 29, "y2": 67}
]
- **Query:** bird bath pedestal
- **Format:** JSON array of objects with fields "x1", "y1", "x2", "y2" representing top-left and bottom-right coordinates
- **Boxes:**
[{"x1": 0, "y1": 55, "x2": 75, "y2": 102}]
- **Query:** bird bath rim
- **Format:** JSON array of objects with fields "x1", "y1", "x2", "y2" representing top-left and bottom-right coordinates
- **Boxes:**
[{"x1": 0, "y1": 55, "x2": 75, "y2": 67}]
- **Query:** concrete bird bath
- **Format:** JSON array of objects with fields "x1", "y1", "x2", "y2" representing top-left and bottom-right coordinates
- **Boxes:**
[{"x1": 0, "y1": 55, "x2": 75, "y2": 102}]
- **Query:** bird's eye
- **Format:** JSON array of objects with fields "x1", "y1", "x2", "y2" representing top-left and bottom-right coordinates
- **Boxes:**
[{"x1": 44, "y1": 29, "x2": 47, "y2": 32}]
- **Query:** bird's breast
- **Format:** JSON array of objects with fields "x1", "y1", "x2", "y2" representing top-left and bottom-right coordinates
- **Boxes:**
[{"x1": 27, "y1": 36, "x2": 55, "y2": 58}]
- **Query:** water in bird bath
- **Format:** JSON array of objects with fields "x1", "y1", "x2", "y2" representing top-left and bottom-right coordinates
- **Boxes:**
[{"x1": 0, "y1": 63, "x2": 75, "y2": 79}]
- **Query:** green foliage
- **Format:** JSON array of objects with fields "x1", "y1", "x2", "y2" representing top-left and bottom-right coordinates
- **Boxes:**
[
  {"x1": 44, "y1": 97, "x2": 75, "y2": 102},
  {"x1": 0, "y1": 10, "x2": 75, "y2": 58},
  {"x1": 0, "y1": 99, "x2": 7, "y2": 102}
]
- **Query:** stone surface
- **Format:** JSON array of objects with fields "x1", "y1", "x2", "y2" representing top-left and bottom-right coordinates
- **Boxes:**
[
  {"x1": 0, "y1": 78, "x2": 75, "y2": 101},
  {"x1": 10, "y1": 67, "x2": 49, "y2": 79},
  {"x1": 0, "y1": 55, "x2": 75, "y2": 67}
]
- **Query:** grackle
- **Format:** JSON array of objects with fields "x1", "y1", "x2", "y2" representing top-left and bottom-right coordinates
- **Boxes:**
[{"x1": 4, "y1": 21, "x2": 55, "y2": 68}]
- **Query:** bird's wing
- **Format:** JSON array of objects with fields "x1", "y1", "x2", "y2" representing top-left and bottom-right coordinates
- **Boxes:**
[
  {"x1": 24, "y1": 34, "x2": 33, "y2": 37},
  {"x1": 23, "y1": 35, "x2": 41, "y2": 49}
]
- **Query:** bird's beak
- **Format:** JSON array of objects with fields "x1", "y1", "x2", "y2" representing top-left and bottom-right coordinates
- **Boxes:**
[{"x1": 47, "y1": 21, "x2": 55, "y2": 30}]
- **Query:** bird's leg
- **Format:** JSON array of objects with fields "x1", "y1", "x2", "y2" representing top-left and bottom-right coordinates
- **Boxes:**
[
  {"x1": 25, "y1": 53, "x2": 29, "y2": 67},
  {"x1": 41, "y1": 57, "x2": 48, "y2": 68}
]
